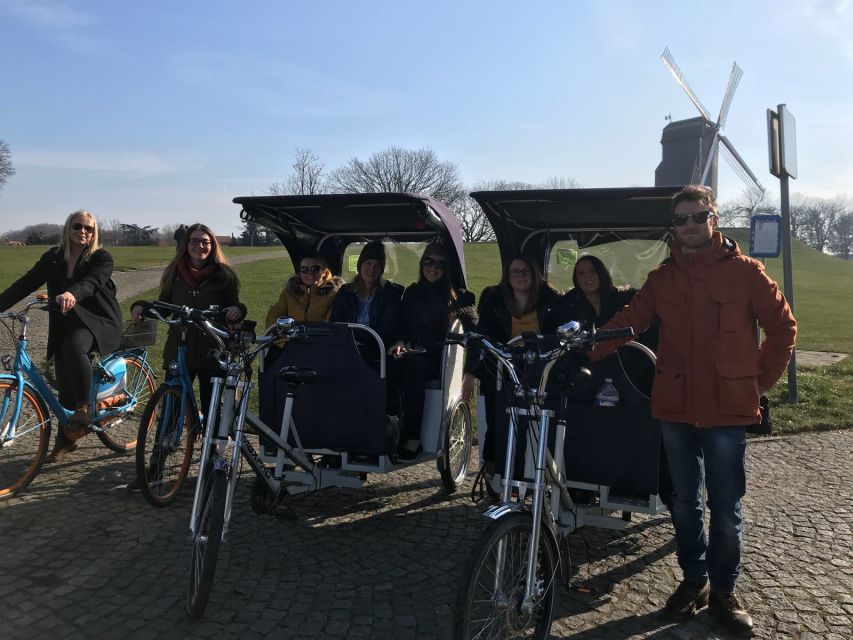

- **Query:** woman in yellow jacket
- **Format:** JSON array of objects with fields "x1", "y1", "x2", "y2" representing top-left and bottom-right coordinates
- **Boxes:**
[{"x1": 265, "y1": 254, "x2": 344, "y2": 327}]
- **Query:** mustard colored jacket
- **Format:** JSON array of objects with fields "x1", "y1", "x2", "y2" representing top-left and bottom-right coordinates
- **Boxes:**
[{"x1": 264, "y1": 270, "x2": 344, "y2": 328}]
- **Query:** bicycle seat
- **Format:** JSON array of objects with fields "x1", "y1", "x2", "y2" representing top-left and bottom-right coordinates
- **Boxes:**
[{"x1": 276, "y1": 366, "x2": 317, "y2": 385}]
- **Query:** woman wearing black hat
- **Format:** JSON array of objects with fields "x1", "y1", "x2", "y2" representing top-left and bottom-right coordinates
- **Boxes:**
[
  {"x1": 330, "y1": 241, "x2": 403, "y2": 350},
  {"x1": 389, "y1": 241, "x2": 477, "y2": 459}
]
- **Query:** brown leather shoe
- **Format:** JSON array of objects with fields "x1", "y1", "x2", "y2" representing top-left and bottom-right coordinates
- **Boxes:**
[
  {"x1": 708, "y1": 591, "x2": 754, "y2": 636},
  {"x1": 665, "y1": 578, "x2": 709, "y2": 620},
  {"x1": 45, "y1": 433, "x2": 79, "y2": 464},
  {"x1": 68, "y1": 404, "x2": 91, "y2": 426}
]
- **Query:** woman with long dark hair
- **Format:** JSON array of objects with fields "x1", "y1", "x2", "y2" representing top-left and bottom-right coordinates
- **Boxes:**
[
  {"x1": 563, "y1": 255, "x2": 635, "y2": 329},
  {"x1": 389, "y1": 241, "x2": 476, "y2": 459},
  {"x1": 131, "y1": 223, "x2": 245, "y2": 423},
  {"x1": 462, "y1": 253, "x2": 565, "y2": 488},
  {"x1": 0, "y1": 209, "x2": 123, "y2": 462}
]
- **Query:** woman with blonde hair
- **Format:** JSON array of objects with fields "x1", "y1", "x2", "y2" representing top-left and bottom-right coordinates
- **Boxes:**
[
  {"x1": 264, "y1": 253, "x2": 343, "y2": 327},
  {"x1": 0, "y1": 209, "x2": 122, "y2": 462}
]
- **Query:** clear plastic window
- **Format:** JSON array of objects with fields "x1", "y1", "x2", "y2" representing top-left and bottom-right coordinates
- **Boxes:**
[
  {"x1": 546, "y1": 238, "x2": 670, "y2": 292},
  {"x1": 341, "y1": 241, "x2": 435, "y2": 288}
]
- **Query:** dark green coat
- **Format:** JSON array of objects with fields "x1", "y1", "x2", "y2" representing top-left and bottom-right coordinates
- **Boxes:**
[{"x1": 159, "y1": 266, "x2": 245, "y2": 371}]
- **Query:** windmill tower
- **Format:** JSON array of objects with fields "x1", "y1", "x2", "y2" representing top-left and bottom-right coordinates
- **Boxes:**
[{"x1": 655, "y1": 47, "x2": 765, "y2": 195}]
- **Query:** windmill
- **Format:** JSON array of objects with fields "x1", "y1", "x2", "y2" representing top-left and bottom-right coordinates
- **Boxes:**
[{"x1": 655, "y1": 47, "x2": 765, "y2": 195}]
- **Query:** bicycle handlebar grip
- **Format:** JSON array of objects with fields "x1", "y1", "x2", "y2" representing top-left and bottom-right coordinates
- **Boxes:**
[{"x1": 594, "y1": 327, "x2": 635, "y2": 342}]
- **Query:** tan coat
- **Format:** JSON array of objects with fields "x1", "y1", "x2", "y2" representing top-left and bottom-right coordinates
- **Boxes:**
[{"x1": 265, "y1": 271, "x2": 344, "y2": 327}]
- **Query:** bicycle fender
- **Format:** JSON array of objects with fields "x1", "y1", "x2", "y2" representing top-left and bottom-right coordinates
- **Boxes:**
[{"x1": 0, "y1": 376, "x2": 52, "y2": 430}]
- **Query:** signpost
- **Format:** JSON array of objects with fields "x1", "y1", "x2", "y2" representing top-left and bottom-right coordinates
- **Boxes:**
[{"x1": 767, "y1": 104, "x2": 798, "y2": 401}]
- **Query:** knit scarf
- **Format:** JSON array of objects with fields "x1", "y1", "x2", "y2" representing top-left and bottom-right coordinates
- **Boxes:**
[{"x1": 177, "y1": 256, "x2": 216, "y2": 290}]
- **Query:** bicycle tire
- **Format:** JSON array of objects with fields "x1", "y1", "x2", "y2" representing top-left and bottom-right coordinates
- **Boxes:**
[
  {"x1": 439, "y1": 398, "x2": 472, "y2": 492},
  {"x1": 0, "y1": 381, "x2": 51, "y2": 500},
  {"x1": 454, "y1": 512, "x2": 558, "y2": 640},
  {"x1": 186, "y1": 466, "x2": 226, "y2": 621},
  {"x1": 135, "y1": 384, "x2": 197, "y2": 508},
  {"x1": 96, "y1": 352, "x2": 156, "y2": 453}
]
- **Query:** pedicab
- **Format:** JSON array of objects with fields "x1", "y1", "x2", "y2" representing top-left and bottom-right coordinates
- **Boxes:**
[
  {"x1": 455, "y1": 186, "x2": 680, "y2": 639},
  {"x1": 236, "y1": 192, "x2": 474, "y2": 494}
]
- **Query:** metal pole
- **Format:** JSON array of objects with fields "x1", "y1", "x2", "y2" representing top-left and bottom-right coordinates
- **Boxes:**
[{"x1": 777, "y1": 102, "x2": 797, "y2": 402}]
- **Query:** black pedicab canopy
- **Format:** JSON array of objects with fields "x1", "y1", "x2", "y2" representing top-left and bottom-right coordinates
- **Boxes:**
[
  {"x1": 470, "y1": 186, "x2": 683, "y2": 271},
  {"x1": 233, "y1": 192, "x2": 468, "y2": 289}
]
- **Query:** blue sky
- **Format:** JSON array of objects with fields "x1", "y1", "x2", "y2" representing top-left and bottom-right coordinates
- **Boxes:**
[{"x1": 1, "y1": 0, "x2": 851, "y2": 236}]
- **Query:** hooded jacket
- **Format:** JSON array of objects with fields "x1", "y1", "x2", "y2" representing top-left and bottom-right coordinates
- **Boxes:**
[
  {"x1": 265, "y1": 271, "x2": 344, "y2": 327},
  {"x1": 593, "y1": 232, "x2": 796, "y2": 427},
  {"x1": 0, "y1": 246, "x2": 122, "y2": 359}
]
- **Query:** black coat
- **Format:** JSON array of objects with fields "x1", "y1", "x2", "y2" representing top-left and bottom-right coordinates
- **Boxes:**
[
  {"x1": 0, "y1": 247, "x2": 122, "y2": 359},
  {"x1": 395, "y1": 281, "x2": 477, "y2": 359},
  {"x1": 465, "y1": 284, "x2": 566, "y2": 375},
  {"x1": 329, "y1": 280, "x2": 403, "y2": 349},
  {"x1": 562, "y1": 286, "x2": 636, "y2": 330}
]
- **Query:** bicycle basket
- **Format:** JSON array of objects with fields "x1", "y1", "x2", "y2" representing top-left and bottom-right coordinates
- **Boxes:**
[{"x1": 119, "y1": 319, "x2": 158, "y2": 348}]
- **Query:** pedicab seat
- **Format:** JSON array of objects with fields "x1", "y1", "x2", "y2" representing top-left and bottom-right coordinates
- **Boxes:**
[{"x1": 259, "y1": 322, "x2": 394, "y2": 455}]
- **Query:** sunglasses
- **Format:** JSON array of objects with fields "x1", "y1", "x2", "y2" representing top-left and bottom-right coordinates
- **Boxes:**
[
  {"x1": 188, "y1": 238, "x2": 212, "y2": 247},
  {"x1": 673, "y1": 211, "x2": 715, "y2": 226},
  {"x1": 421, "y1": 258, "x2": 446, "y2": 270},
  {"x1": 71, "y1": 222, "x2": 95, "y2": 233},
  {"x1": 299, "y1": 264, "x2": 323, "y2": 274}
]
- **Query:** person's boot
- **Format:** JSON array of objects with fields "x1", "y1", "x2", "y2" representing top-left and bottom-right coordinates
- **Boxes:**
[
  {"x1": 708, "y1": 591, "x2": 754, "y2": 636},
  {"x1": 45, "y1": 431, "x2": 79, "y2": 464},
  {"x1": 664, "y1": 578, "x2": 709, "y2": 620},
  {"x1": 68, "y1": 403, "x2": 91, "y2": 427}
]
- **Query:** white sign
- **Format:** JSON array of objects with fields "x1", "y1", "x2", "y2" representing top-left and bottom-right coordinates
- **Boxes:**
[{"x1": 750, "y1": 214, "x2": 782, "y2": 258}]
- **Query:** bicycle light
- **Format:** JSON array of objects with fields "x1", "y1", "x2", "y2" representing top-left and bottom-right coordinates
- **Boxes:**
[
  {"x1": 1, "y1": 354, "x2": 11, "y2": 371},
  {"x1": 167, "y1": 361, "x2": 180, "y2": 376}
]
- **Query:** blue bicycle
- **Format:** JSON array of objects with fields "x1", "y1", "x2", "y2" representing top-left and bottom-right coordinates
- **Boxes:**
[
  {"x1": 134, "y1": 300, "x2": 228, "y2": 508},
  {"x1": 0, "y1": 296, "x2": 157, "y2": 500}
]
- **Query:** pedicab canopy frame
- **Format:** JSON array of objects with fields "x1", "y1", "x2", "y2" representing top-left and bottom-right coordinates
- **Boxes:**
[
  {"x1": 234, "y1": 192, "x2": 468, "y2": 289},
  {"x1": 470, "y1": 186, "x2": 683, "y2": 271}
]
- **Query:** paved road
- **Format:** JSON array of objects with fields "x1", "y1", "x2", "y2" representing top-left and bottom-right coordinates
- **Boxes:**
[{"x1": 1, "y1": 428, "x2": 851, "y2": 639}]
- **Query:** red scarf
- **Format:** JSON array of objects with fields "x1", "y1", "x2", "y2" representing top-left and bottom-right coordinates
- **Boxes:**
[{"x1": 177, "y1": 256, "x2": 216, "y2": 290}]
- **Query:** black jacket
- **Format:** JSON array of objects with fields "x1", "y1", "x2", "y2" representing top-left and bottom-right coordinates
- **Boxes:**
[
  {"x1": 465, "y1": 284, "x2": 566, "y2": 375},
  {"x1": 395, "y1": 281, "x2": 477, "y2": 358},
  {"x1": 0, "y1": 247, "x2": 122, "y2": 359},
  {"x1": 330, "y1": 280, "x2": 403, "y2": 349},
  {"x1": 562, "y1": 286, "x2": 636, "y2": 330}
]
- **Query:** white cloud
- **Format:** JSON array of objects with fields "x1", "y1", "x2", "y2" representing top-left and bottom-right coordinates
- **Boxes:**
[{"x1": 15, "y1": 148, "x2": 205, "y2": 174}]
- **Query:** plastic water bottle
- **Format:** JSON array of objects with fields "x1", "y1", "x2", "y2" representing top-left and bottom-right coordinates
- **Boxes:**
[{"x1": 595, "y1": 378, "x2": 619, "y2": 407}]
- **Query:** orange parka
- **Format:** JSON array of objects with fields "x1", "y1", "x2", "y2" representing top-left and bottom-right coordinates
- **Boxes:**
[{"x1": 594, "y1": 232, "x2": 796, "y2": 427}]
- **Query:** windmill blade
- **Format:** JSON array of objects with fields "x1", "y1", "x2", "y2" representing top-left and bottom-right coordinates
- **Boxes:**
[
  {"x1": 719, "y1": 135, "x2": 766, "y2": 193},
  {"x1": 700, "y1": 133, "x2": 722, "y2": 186},
  {"x1": 661, "y1": 47, "x2": 712, "y2": 121},
  {"x1": 717, "y1": 62, "x2": 743, "y2": 129}
]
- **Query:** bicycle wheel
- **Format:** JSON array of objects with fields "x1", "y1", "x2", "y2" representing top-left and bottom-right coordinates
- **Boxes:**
[
  {"x1": 187, "y1": 466, "x2": 226, "y2": 621},
  {"x1": 0, "y1": 381, "x2": 51, "y2": 500},
  {"x1": 439, "y1": 398, "x2": 472, "y2": 492},
  {"x1": 135, "y1": 384, "x2": 197, "y2": 508},
  {"x1": 96, "y1": 352, "x2": 156, "y2": 453},
  {"x1": 454, "y1": 512, "x2": 558, "y2": 640}
]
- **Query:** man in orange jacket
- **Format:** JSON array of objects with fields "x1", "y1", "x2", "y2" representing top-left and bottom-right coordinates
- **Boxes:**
[{"x1": 593, "y1": 185, "x2": 796, "y2": 636}]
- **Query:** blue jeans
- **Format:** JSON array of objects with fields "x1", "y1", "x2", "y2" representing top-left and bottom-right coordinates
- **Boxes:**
[{"x1": 660, "y1": 422, "x2": 746, "y2": 594}]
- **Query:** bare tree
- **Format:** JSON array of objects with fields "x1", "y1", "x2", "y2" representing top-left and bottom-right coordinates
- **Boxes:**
[
  {"x1": 269, "y1": 148, "x2": 326, "y2": 195},
  {"x1": 718, "y1": 186, "x2": 777, "y2": 228},
  {"x1": 541, "y1": 176, "x2": 582, "y2": 190},
  {"x1": 829, "y1": 210, "x2": 853, "y2": 260},
  {"x1": 792, "y1": 196, "x2": 843, "y2": 252},
  {"x1": 328, "y1": 146, "x2": 466, "y2": 207},
  {"x1": 0, "y1": 140, "x2": 15, "y2": 193},
  {"x1": 457, "y1": 179, "x2": 541, "y2": 243}
]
